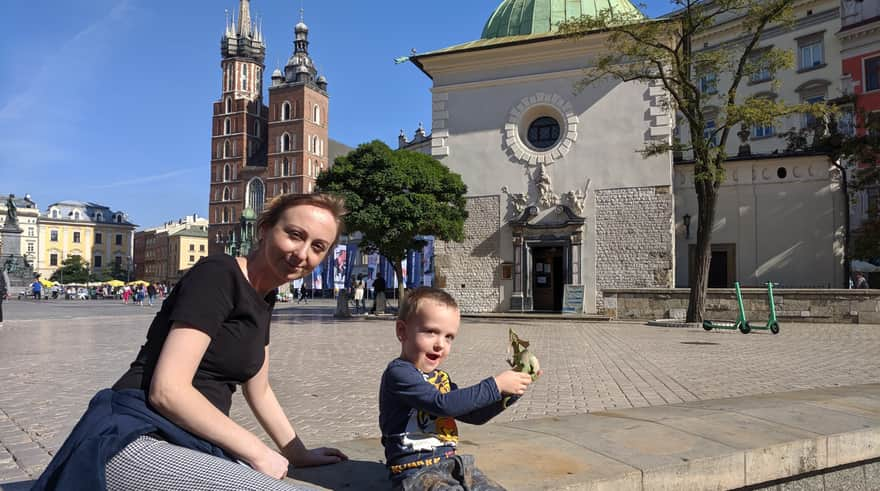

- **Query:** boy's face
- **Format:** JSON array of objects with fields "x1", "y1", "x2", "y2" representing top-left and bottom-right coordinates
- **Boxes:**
[{"x1": 397, "y1": 300, "x2": 460, "y2": 373}]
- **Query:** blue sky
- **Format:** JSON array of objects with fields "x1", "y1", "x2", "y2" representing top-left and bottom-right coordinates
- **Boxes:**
[{"x1": 0, "y1": 0, "x2": 671, "y2": 229}]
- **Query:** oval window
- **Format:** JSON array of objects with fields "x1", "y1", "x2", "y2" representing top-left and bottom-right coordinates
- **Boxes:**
[
  {"x1": 527, "y1": 117, "x2": 561, "y2": 149},
  {"x1": 777, "y1": 167, "x2": 787, "y2": 179}
]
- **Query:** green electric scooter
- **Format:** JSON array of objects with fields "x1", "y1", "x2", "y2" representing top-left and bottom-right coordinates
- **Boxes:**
[
  {"x1": 747, "y1": 281, "x2": 780, "y2": 335},
  {"x1": 703, "y1": 282, "x2": 751, "y2": 333},
  {"x1": 702, "y1": 282, "x2": 780, "y2": 334}
]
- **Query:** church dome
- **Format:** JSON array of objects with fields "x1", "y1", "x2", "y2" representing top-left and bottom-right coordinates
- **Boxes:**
[{"x1": 481, "y1": 0, "x2": 643, "y2": 39}]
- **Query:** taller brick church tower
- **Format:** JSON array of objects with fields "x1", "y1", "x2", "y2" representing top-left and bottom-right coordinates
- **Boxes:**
[{"x1": 209, "y1": 1, "x2": 329, "y2": 255}]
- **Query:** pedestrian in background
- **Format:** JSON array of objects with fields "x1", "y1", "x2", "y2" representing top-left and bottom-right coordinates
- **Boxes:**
[
  {"x1": 353, "y1": 275, "x2": 365, "y2": 314},
  {"x1": 0, "y1": 268, "x2": 9, "y2": 328},
  {"x1": 32, "y1": 279, "x2": 42, "y2": 301},
  {"x1": 855, "y1": 272, "x2": 870, "y2": 289},
  {"x1": 147, "y1": 283, "x2": 157, "y2": 306}
]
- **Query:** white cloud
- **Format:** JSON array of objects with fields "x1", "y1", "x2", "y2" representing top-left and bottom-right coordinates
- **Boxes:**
[{"x1": 87, "y1": 167, "x2": 201, "y2": 190}]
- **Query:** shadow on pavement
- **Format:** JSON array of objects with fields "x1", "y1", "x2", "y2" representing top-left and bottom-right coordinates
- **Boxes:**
[{"x1": 288, "y1": 459, "x2": 389, "y2": 490}]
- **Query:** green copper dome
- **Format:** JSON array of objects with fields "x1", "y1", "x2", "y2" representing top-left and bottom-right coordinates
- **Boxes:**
[{"x1": 481, "y1": 0, "x2": 643, "y2": 39}]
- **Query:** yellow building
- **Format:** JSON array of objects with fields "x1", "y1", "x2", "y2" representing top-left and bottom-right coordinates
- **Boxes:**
[
  {"x1": 37, "y1": 201, "x2": 136, "y2": 280},
  {"x1": 136, "y1": 215, "x2": 208, "y2": 285}
]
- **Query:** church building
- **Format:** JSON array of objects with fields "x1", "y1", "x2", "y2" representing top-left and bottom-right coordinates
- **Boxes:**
[
  {"x1": 408, "y1": 0, "x2": 676, "y2": 313},
  {"x1": 208, "y1": 0, "x2": 334, "y2": 256}
]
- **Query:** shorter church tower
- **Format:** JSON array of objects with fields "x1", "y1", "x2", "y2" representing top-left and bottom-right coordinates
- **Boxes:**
[{"x1": 266, "y1": 11, "x2": 330, "y2": 201}]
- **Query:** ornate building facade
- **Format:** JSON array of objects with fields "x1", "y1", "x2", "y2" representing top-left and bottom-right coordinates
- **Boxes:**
[{"x1": 208, "y1": 0, "x2": 330, "y2": 255}]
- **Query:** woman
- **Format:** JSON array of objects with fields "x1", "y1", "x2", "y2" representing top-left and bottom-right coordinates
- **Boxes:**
[{"x1": 35, "y1": 194, "x2": 348, "y2": 490}]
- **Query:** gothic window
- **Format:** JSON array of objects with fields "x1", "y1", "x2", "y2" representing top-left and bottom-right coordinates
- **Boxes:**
[
  {"x1": 224, "y1": 118, "x2": 231, "y2": 135},
  {"x1": 225, "y1": 67, "x2": 232, "y2": 92},
  {"x1": 223, "y1": 163, "x2": 231, "y2": 181},
  {"x1": 242, "y1": 65, "x2": 249, "y2": 91},
  {"x1": 282, "y1": 158, "x2": 290, "y2": 176},
  {"x1": 222, "y1": 207, "x2": 230, "y2": 223},
  {"x1": 282, "y1": 133, "x2": 291, "y2": 152},
  {"x1": 223, "y1": 140, "x2": 231, "y2": 158},
  {"x1": 314, "y1": 105, "x2": 321, "y2": 124},
  {"x1": 281, "y1": 182, "x2": 289, "y2": 194},
  {"x1": 247, "y1": 178, "x2": 265, "y2": 214},
  {"x1": 254, "y1": 120, "x2": 260, "y2": 137},
  {"x1": 225, "y1": 97, "x2": 232, "y2": 113},
  {"x1": 223, "y1": 186, "x2": 230, "y2": 201},
  {"x1": 282, "y1": 101, "x2": 291, "y2": 120}
]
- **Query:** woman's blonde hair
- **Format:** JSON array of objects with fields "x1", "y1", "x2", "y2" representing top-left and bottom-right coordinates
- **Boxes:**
[{"x1": 255, "y1": 193, "x2": 347, "y2": 248}]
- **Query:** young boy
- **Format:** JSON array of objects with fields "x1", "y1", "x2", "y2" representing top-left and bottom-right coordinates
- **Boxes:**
[{"x1": 379, "y1": 287, "x2": 536, "y2": 490}]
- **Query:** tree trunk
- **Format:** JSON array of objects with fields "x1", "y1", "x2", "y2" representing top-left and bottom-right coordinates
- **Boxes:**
[
  {"x1": 686, "y1": 178, "x2": 720, "y2": 323},
  {"x1": 839, "y1": 163, "x2": 852, "y2": 288},
  {"x1": 394, "y1": 260, "x2": 406, "y2": 310}
]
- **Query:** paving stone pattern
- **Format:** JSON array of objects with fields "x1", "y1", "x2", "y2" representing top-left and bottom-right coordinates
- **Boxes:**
[{"x1": 2, "y1": 299, "x2": 880, "y2": 483}]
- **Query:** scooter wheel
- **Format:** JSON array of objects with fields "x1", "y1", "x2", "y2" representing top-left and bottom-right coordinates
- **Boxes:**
[
  {"x1": 702, "y1": 321, "x2": 713, "y2": 331},
  {"x1": 769, "y1": 322, "x2": 780, "y2": 335},
  {"x1": 739, "y1": 323, "x2": 751, "y2": 334}
]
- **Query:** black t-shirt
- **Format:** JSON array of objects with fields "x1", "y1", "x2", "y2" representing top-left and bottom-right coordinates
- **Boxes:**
[{"x1": 113, "y1": 254, "x2": 276, "y2": 415}]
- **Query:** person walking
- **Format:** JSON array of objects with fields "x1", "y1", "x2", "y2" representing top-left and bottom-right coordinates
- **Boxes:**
[
  {"x1": 34, "y1": 193, "x2": 349, "y2": 490},
  {"x1": 32, "y1": 279, "x2": 42, "y2": 301},
  {"x1": 147, "y1": 283, "x2": 157, "y2": 307},
  {"x1": 370, "y1": 273, "x2": 386, "y2": 315},
  {"x1": 0, "y1": 268, "x2": 9, "y2": 328},
  {"x1": 352, "y1": 275, "x2": 365, "y2": 314}
]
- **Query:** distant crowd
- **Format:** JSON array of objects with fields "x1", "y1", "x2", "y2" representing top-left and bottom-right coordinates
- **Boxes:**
[{"x1": 25, "y1": 281, "x2": 170, "y2": 306}]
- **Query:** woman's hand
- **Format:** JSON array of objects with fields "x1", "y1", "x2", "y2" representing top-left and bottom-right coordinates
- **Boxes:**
[
  {"x1": 250, "y1": 447, "x2": 291, "y2": 479},
  {"x1": 288, "y1": 446, "x2": 348, "y2": 468}
]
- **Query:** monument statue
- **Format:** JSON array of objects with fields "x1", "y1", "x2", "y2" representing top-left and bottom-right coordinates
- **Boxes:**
[{"x1": 5, "y1": 195, "x2": 18, "y2": 229}]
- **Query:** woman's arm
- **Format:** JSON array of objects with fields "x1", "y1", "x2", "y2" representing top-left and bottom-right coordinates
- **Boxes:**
[
  {"x1": 242, "y1": 346, "x2": 347, "y2": 468},
  {"x1": 149, "y1": 324, "x2": 289, "y2": 478}
]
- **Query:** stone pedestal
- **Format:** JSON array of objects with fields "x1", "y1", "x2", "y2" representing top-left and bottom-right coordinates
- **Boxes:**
[{"x1": 1, "y1": 225, "x2": 35, "y2": 288}]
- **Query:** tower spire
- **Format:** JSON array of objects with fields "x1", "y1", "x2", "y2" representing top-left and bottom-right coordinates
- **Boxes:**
[{"x1": 238, "y1": 0, "x2": 252, "y2": 38}]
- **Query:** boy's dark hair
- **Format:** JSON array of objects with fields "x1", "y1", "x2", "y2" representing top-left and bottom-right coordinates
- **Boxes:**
[{"x1": 398, "y1": 287, "x2": 459, "y2": 321}]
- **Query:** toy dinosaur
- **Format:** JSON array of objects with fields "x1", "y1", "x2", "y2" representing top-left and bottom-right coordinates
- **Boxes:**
[{"x1": 503, "y1": 329, "x2": 540, "y2": 407}]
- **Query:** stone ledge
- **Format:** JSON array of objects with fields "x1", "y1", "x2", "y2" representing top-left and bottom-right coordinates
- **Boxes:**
[{"x1": 278, "y1": 384, "x2": 880, "y2": 490}]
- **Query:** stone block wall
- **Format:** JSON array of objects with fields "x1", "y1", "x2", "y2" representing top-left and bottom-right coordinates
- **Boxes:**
[
  {"x1": 601, "y1": 288, "x2": 880, "y2": 324},
  {"x1": 434, "y1": 196, "x2": 502, "y2": 312},
  {"x1": 595, "y1": 186, "x2": 674, "y2": 304}
]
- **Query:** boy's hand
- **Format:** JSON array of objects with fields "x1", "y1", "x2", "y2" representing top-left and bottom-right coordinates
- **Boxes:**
[{"x1": 494, "y1": 370, "x2": 534, "y2": 396}]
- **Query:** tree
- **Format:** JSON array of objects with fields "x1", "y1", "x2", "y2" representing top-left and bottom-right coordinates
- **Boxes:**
[
  {"x1": 50, "y1": 255, "x2": 90, "y2": 284},
  {"x1": 98, "y1": 261, "x2": 129, "y2": 282},
  {"x1": 779, "y1": 105, "x2": 880, "y2": 277},
  {"x1": 317, "y1": 140, "x2": 468, "y2": 302},
  {"x1": 559, "y1": 0, "x2": 827, "y2": 322}
]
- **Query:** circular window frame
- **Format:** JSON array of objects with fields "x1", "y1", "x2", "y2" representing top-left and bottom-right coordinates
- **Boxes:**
[{"x1": 504, "y1": 94, "x2": 578, "y2": 165}]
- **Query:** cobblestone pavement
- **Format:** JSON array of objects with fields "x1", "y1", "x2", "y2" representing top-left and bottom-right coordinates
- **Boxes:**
[{"x1": 1, "y1": 298, "x2": 879, "y2": 483}]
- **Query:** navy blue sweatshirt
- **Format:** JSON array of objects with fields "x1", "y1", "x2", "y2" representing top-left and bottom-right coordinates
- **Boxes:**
[
  {"x1": 32, "y1": 389, "x2": 233, "y2": 490},
  {"x1": 378, "y1": 358, "x2": 515, "y2": 483}
]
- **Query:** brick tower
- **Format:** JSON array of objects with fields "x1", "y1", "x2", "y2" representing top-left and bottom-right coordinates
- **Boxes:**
[{"x1": 209, "y1": 2, "x2": 329, "y2": 256}]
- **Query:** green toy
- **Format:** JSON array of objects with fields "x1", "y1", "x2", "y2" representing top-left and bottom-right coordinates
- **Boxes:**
[
  {"x1": 702, "y1": 282, "x2": 780, "y2": 334},
  {"x1": 503, "y1": 329, "x2": 540, "y2": 407}
]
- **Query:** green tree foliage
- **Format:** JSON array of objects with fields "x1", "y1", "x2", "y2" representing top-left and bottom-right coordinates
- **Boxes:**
[
  {"x1": 317, "y1": 140, "x2": 468, "y2": 301},
  {"x1": 98, "y1": 261, "x2": 130, "y2": 282},
  {"x1": 50, "y1": 255, "x2": 91, "y2": 284},
  {"x1": 558, "y1": 0, "x2": 828, "y2": 321}
]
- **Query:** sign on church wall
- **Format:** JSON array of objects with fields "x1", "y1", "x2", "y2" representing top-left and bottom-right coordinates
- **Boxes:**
[{"x1": 562, "y1": 284, "x2": 585, "y2": 314}]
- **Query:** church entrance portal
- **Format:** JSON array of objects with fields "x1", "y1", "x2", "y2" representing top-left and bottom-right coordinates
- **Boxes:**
[{"x1": 531, "y1": 246, "x2": 564, "y2": 311}]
